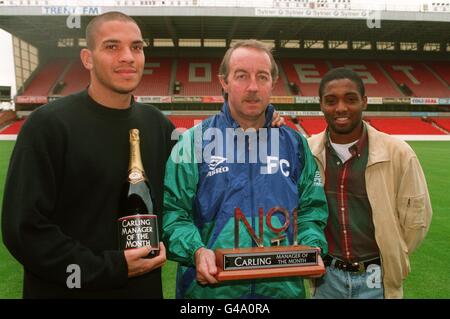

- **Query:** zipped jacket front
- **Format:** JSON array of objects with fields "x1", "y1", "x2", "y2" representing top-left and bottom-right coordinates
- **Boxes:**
[{"x1": 163, "y1": 103, "x2": 328, "y2": 299}]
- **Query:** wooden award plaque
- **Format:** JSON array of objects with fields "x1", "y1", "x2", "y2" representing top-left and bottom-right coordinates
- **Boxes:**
[{"x1": 215, "y1": 245, "x2": 325, "y2": 282}]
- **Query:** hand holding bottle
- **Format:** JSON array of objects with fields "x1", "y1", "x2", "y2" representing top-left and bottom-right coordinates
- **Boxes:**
[{"x1": 125, "y1": 242, "x2": 167, "y2": 278}]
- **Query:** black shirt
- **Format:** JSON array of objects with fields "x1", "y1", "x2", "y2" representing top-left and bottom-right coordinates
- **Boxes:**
[{"x1": 1, "y1": 90, "x2": 175, "y2": 298}]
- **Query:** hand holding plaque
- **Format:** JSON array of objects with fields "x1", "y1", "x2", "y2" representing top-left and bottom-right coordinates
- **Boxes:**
[{"x1": 215, "y1": 207, "x2": 325, "y2": 281}]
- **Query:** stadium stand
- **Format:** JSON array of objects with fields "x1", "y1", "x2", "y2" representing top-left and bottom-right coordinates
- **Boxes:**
[
  {"x1": 298, "y1": 117, "x2": 328, "y2": 135},
  {"x1": 297, "y1": 117, "x2": 449, "y2": 137},
  {"x1": 2, "y1": 2, "x2": 449, "y2": 141},
  {"x1": 167, "y1": 115, "x2": 208, "y2": 129},
  {"x1": 431, "y1": 118, "x2": 450, "y2": 133},
  {"x1": 22, "y1": 59, "x2": 69, "y2": 96},
  {"x1": 174, "y1": 58, "x2": 222, "y2": 96},
  {"x1": 380, "y1": 61, "x2": 450, "y2": 97},
  {"x1": 329, "y1": 60, "x2": 402, "y2": 97},
  {"x1": 14, "y1": 58, "x2": 450, "y2": 99},
  {"x1": 134, "y1": 58, "x2": 173, "y2": 96},
  {"x1": 55, "y1": 58, "x2": 174, "y2": 96},
  {"x1": 59, "y1": 60, "x2": 89, "y2": 95},
  {"x1": 367, "y1": 117, "x2": 445, "y2": 135},
  {"x1": 0, "y1": 118, "x2": 26, "y2": 135},
  {"x1": 0, "y1": 110, "x2": 16, "y2": 127},
  {"x1": 427, "y1": 61, "x2": 450, "y2": 86},
  {"x1": 281, "y1": 59, "x2": 329, "y2": 96}
]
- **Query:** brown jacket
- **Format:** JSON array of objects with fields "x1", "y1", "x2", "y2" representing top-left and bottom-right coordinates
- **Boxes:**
[{"x1": 308, "y1": 123, "x2": 432, "y2": 298}]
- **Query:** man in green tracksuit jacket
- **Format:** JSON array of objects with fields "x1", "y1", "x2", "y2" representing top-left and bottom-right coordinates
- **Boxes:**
[{"x1": 163, "y1": 40, "x2": 328, "y2": 299}]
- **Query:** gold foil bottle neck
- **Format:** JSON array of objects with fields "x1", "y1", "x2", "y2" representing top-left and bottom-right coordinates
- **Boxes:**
[
  {"x1": 128, "y1": 129, "x2": 145, "y2": 184},
  {"x1": 130, "y1": 128, "x2": 140, "y2": 142}
]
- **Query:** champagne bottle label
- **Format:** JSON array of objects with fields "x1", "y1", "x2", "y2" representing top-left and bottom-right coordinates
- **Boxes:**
[{"x1": 118, "y1": 215, "x2": 159, "y2": 251}]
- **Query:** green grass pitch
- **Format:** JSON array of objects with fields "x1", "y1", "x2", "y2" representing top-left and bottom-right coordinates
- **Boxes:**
[{"x1": 0, "y1": 140, "x2": 449, "y2": 298}]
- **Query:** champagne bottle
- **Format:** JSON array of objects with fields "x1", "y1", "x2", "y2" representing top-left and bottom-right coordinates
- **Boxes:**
[{"x1": 118, "y1": 129, "x2": 159, "y2": 258}]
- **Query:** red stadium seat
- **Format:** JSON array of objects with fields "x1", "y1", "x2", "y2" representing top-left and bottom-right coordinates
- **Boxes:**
[
  {"x1": 380, "y1": 61, "x2": 450, "y2": 97},
  {"x1": 367, "y1": 117, "x2": 445, "y2": 135},
  {"x1": 0, "y1": 110, "x2": 16, "y2": 126},
  {"x1": 298, "y1": 117, "x2": 328, "y2": 135},
  {"x1": 427, "y1": 61, "x2": 450, "y2": 86},
  {"x1": 167, "y1": 115, "x2": 208, "y2": 129},
  {"x1": 329, "y1": 60, "x2": 402, "y2": 97},
  {"x1": 0, "y1": 119, "x2": 26, "y2": 134},
  {"x1": 60, "y1": 60, "x2": 89, "y2": 95},
  {"x1": 175, "y1": 58, "x2": 222, "y2": 96},
  {"x1": 134, "y1": 58, "x2": 172, "y2": 96},
  {"x1": 431, "y1": 118, "x2": 450, "y2": 132},
  {"x1": 22, "y1": 59, "x2": 69, "y2": 96},
  {"x1": 17, "y1": 58, "x2": 450, "y2": 100},
  {"x1": 280, "y1": 59, "x2": 329, "y2": 96}
]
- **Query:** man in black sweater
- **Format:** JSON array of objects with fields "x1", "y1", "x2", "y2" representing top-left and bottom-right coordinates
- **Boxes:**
[{"x1": 1, "y1": 12, "x2": 173, "y2": 298}]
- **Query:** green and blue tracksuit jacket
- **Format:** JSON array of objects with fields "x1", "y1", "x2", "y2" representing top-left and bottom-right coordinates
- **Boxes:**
[{"x1": 163, "y1": 103, "x2": 328, "y2": 299}]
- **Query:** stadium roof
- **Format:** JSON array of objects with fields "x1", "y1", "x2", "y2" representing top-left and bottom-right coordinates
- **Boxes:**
[{"x1": 0, "y1": 15, "x2": 449, "y2": 49}]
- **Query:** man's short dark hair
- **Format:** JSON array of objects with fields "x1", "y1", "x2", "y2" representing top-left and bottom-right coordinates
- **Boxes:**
[
  {"x1": 319, "y1": 67, "x2": 365, "y2": 99},
  {"x1": 85, "y1": 11, "x2": 139, "y2": 50}
]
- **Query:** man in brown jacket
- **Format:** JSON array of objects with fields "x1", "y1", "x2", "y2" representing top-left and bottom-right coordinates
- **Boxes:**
[{"x1": 308, "y1": 67, "x2": 432, "y2": 299}]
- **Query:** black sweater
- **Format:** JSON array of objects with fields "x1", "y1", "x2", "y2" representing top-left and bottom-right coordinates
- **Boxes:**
[{"x1": 1, "y1": 90, "x2": 175, "y2": 298}]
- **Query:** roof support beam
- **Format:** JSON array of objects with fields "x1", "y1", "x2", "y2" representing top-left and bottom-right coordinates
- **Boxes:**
[
  {"x1": 253, "y1": 19, "x2": 274, "y2": 39},
  {"x1": 164, "y1": 17, "x2": 178, "y2": 47},
  {"x1": 226, "y1": 18, "x2": 240, "y2": 47}
]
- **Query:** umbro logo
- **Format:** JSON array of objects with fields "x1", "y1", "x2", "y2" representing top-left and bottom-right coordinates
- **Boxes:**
[
  {"x1": 313, "y1": 171, "x2": 323, "y2": 186},
  {"x1": 207, "y1": 156, "x2": 229, "y2": 177},
  {"x1": 208, "y1": 156, "x2": 227, "y2": 170}
]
